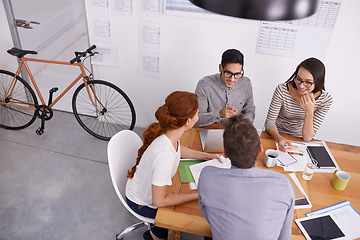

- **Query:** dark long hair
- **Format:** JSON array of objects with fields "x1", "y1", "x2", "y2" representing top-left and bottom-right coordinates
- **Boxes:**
[
  {"x1": 286, "y1": 57, "x2": 326, "y2": 93},
  {"x1": 127, "y1": 91, "x2": 198, "y2": 179}
]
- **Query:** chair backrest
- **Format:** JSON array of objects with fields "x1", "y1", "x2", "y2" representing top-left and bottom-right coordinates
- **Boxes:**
[{"x1": 107, "y1": 130, "x2": 154, "y2": 223}]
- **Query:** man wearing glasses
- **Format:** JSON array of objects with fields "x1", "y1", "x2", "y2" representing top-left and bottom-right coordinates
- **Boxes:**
[{"x1": 195, "y1": 49, "x2": 255, "y2": 127}]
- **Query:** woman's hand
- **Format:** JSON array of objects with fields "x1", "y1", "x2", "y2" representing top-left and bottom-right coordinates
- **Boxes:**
[
  {"x1": 205, "y1": 153, "x2": 223, "y2": 162},
  {"x1": 300, "y1": 93, "x2": 315, "y2": 114},
  {"x1": 278, "y1": 137, "x2": 293, "y2": 152},
  {"x1": 152, "y1": 185, "x2": 198, "y2": 207},
  {"x1": 181, "y1": 146, "x2": 223, "y2": 162}
]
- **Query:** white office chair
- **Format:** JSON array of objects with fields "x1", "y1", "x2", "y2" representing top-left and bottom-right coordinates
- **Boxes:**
[{"x1": 108, "y1": 130, "x2": 154, "y2": 240}]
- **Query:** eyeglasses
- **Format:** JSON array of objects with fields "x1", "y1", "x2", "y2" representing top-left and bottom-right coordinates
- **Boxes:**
[
  {"x1": 294, "y1": 76, "x2": 314, "y2": 88},
  {"x1": 222, "y1": 69, "x2": 244, "y2": 79}
]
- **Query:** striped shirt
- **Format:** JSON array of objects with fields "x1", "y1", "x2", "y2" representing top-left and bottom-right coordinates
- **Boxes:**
[{"x1": 265, "y1": 83, "x2": 333, "y2": 137}]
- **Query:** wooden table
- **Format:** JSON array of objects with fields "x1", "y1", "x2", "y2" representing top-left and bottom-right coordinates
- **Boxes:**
[{"x1": 155, "y1": 127, "x2": 360, "y2": 240}]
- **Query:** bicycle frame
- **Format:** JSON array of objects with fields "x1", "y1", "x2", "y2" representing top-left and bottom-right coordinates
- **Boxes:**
[{"x1": 3, "y1": 56, "x2": 104, "y2": 114}]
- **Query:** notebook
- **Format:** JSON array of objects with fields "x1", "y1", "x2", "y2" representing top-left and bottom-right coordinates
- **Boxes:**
[
  {"x1": 307, "y1": 146, "x2": 336, "y2": 168},
  {"x1": 199, "y1": 129, "x2": 224, "y2": 153}
]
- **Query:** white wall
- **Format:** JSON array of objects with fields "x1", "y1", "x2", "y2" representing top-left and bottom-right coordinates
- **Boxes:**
[
  {"x1": 1, "y1": 1, "x2": 359, "y2": 146},
  {"x1": 0, "y1": 1, "x2": 17, "y2": 70}
]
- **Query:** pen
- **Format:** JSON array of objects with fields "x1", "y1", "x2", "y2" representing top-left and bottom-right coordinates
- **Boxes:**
[
  {"x1": 306, "y1": 147, "x2": 314, "y2": 164},
  {"x1": 287, "y1": 152, "x2": 297, "y2": 160}
]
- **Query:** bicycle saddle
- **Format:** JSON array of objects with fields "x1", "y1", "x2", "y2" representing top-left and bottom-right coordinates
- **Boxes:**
[{"x1": 7, "y1": 47, "x2": 38, "y2": 58}]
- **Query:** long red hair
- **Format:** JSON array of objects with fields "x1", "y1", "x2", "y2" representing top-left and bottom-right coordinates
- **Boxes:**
[{"x1": 127, "y1": 91, "x2": 198, "y2": 178}]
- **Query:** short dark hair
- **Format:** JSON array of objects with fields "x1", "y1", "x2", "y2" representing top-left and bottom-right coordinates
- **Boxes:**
[
  {"x1": 223, "y1": 115, "x2": 260, "y2": 168},
  {"x1": 286, "y1": 57, "x2": 326, "y2": 93},
  {"x1": 221, "y1": 49, "x2": 244, "y2": 68}
]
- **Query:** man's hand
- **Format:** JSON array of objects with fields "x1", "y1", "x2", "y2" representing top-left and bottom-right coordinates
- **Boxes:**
[
  {"x1": 220, "y1": 106, "x2": 238, "y2": 118},
  {"x1": 300, "y1": 93, "x2": 315, "y2": 114}
]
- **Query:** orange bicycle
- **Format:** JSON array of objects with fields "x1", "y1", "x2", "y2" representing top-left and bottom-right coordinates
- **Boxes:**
[{"x1": 0, "y1": 45, "x2": 136, "y2": 140}]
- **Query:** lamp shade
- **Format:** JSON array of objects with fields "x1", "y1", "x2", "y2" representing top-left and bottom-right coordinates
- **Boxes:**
[{"x1": 189, "y1": 0, "x2": 319, "y2": 21}]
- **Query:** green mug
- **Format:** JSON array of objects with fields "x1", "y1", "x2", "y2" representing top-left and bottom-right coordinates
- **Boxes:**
[{"x1": 332, "y1": 170, "x2": 351, "y2": 191}]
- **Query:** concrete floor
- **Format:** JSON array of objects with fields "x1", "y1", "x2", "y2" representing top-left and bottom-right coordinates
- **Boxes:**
[{"x1": 0, "y1": 110, "x2": 203, "y2": 240}]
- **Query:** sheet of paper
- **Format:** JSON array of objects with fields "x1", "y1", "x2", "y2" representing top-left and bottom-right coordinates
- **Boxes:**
[
  {"x1": 138, "y1": 49, "x2": 160, "y2": 78},
  {"x1": 256, "y1": 1, "x2": 342, "y2": 59},
  {"x1": 189, "y1": 156, "x2": 231, "y2": 187},
  {"x1": 110, "y1": 0, "x2": 133, "y2": 16},
  {"x1": 91, "y1": 45, "x2": 120, "y2": 66},
  {"x1": 138, "y1": 18, "x2": 160, "y2": 50},
  {"x1": 189, "y1": 182, "x2": 197, "y2": 190},
  {"x1": 85, "y1": 0, "x2": 111, "y2": 44},
  {"x1": 140, "y1": 0, "x2": 161, "y2": 17}
]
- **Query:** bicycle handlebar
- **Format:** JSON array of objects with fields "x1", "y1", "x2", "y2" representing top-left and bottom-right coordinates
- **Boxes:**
[{"x1": 70, "y1": 45, "x2": 97, "y2": 64}]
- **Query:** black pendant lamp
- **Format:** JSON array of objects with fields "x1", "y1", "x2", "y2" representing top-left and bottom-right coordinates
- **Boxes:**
[{"x1": 189, "y1": 0, "x2": 319, "y2": 21}]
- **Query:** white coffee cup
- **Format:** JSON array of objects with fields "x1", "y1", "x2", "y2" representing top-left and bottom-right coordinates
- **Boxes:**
[{"x1": 264, "y1": 149, "x2": 279, "y2": 167}]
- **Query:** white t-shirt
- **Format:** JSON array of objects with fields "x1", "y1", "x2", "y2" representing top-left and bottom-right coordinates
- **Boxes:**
[{"x1": 125, "y1": 134, "x2": 181, "y2": 209}]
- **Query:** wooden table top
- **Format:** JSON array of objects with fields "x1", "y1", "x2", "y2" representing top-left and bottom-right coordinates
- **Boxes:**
[{"x1": 155, "y1": 127, "x2": 360, "y2": 239}]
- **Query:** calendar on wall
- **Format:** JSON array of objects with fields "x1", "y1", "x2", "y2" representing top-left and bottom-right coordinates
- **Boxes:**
[{"x1": 256, "y1": 1, "x2": 342, "y2": 59}]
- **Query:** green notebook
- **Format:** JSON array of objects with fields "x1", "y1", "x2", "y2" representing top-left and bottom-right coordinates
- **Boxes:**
[{"x1": 178, "y1": 160, "x2": 205, "y2": 183}]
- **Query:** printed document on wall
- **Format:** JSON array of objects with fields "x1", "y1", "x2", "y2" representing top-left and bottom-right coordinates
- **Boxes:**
[
  {"x1": 91, "y1": 45, "x2": 120, "y2": 66},
  {"x1": 256, "y1": 1, "x2": 341, "y2": 59},
  {"x1": 139, "y1": 18, "x2": 160, "y2": 50},
  {"x1": 109, "y1": 0, "x2": 133, "y2": 16},
  {"x1": 85, "y1": 0, "x2": 111, "y2": 44},
  {"x1": 139, "y1": 49, "x2": 160, "y2": 79},
  {"x1": 140, "y1": 0, "x2": 161, "y2": 18}
]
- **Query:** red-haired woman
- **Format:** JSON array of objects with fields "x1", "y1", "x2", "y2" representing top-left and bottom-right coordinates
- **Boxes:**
[{"x1": 125, "y1": 91, "x2": 220, "y2": 240}]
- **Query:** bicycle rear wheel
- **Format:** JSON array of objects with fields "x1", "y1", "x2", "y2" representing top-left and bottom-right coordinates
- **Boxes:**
[
  {"x1": 72, "y1": 80, "x2": 136, "y2": 141},
  {"x1": 0, "y1": 69, "x2": 38, "y2": 129}
]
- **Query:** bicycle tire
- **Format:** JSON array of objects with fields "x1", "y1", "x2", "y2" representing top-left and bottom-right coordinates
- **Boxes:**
[
  {"x1": 0, "y1": 69, "x2": 38, "y2": 129},
  {"x1": 72, "y1": 80, "x2": 136, "y2": 141}
]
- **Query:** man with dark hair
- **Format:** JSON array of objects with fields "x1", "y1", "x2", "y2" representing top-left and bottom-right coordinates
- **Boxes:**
[
  {"x1": 198, "y1": 115, "x2": 295, "y2": 240},
  {"x1": 195, "y1": 49, "x2": 255, "y2": 126}
]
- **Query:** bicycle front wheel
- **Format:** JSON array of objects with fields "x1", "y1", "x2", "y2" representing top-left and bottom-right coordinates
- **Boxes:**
[
  {"x1": 72, "y1": 80, "x2": 136, "y2": 141},
  {"x1": 0, "y1": 69, "x2": 38, "y2": 129}
]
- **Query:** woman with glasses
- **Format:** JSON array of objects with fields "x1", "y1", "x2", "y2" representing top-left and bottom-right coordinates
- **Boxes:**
[{"x1": 265, "y1": 57, "x2": 333, "y2": 152}]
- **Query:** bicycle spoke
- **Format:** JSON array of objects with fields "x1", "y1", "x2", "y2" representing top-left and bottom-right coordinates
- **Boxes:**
[
  {"x1": 0, "y1": 70, "x2": 38, "y2": 129},
  {"x1": 72, "y1": 80, "x2": 136, "y2": 140}
]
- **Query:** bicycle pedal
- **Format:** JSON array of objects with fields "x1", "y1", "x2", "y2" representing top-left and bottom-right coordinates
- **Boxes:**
[{"x1": 35, "y1": 127, "x2": 44, "y2": 135}]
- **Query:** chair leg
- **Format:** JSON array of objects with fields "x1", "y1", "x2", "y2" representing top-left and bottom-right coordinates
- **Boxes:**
[{"x1": 116, "y1": 221, "x2": 151, "y2": 239}]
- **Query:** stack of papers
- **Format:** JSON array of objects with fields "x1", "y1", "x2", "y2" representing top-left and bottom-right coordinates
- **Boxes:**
[
  {"x1": 178, "y1": 156, "x2": 231, "y2": 190},
  {"x1": 296, "y1": 201, "x2": 360, "y2": 240},
  {"x1": 189, "y1": 156, "x2": 231, "y2": 187},
  {"x1": 178, "y1": 160, "x2": 204, "y2": 183}
]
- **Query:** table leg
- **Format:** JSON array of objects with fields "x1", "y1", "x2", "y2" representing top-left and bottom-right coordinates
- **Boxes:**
[{"x1": 168, "y1": 229, "x2": 181, "y2": 240}]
